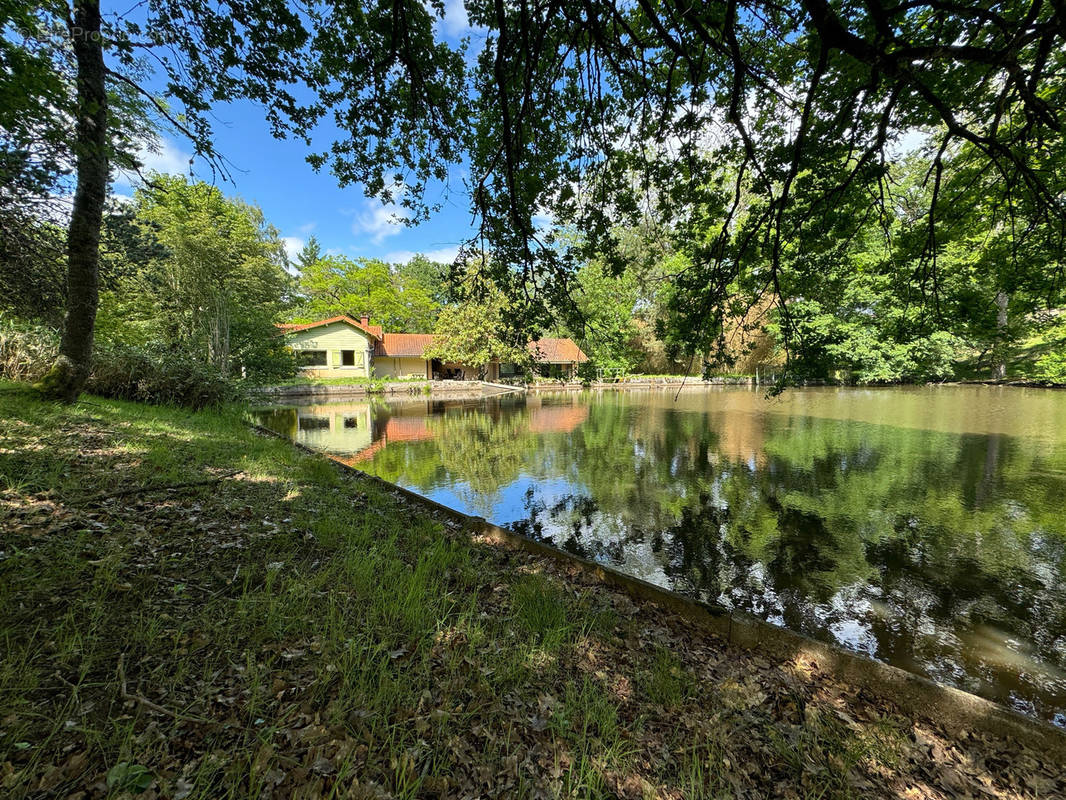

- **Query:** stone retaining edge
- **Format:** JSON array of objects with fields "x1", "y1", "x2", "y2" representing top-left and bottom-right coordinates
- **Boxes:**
[{"x1": 249, "y1": 423, "x2": 1066, "y2": 758}]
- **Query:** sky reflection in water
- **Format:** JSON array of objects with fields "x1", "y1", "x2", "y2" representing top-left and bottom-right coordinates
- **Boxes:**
[{"x1": 254, "y1": 386, "x2": 1066, "y2": 725}]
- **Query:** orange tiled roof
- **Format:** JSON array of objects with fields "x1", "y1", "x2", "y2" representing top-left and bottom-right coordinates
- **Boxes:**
[
  {"x1": 528, "y1": 338, "x2": 588, "y2": 363},
  {"x1": 275, "y1": 316, "x2": 383, "y2": 340},
  {"x1": 347, "y1": 439, "x2": 387, "y2": 463},
  {"x1": 280, "y1": 319, "x2": 586, "y2": 364},
  {"x1": 376, "y1": 333, "x2": 437, "y2": 358},
  {"x1": 348, "y1": 417, "x2": 434, "y2": 462}
]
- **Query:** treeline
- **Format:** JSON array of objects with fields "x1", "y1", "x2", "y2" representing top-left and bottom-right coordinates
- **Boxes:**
[
  {"x1": 4, "y1": 156, "x2": 1065, "y2": 404},
  {"x1": 0, "y1": 175, "x2": 458, "y2": 403},
  {"x1": 565, "y1": 148, "x2": 1066, "y2": 385}
]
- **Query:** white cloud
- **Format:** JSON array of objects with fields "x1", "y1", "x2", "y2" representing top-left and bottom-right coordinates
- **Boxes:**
[
  {"x1": 385, "y1": 245, "x2": 462, "y2": 265},
  {"x1": 440, "y1": 0, "x2": 475, "y2": 37},
  {"x1": 281, "y1": 236, "x2": 305, "y2": 263},
  {"x1": 112, "y1": 137, "x2": 195, "y2": 193},
  {"x1": 532, "y1": 211, "x2": 554, "y2": 234},
  {"x1": 137, "y1": 137, "x2": 194, "y2": 176},
  {"x1": 351, "y1": 200, "x2": 409, "y2": 245},
  {"x1": 889, "y1": 127, "x2": 930, "y2": 158},
  {"x1": 297, "y1": 221, "x2": 317, "y2": 235}
]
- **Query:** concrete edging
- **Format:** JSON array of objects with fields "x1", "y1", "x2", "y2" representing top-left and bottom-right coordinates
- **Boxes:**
[
  {"x1": 253, "y1": 380, "x2": 474, "y2": 402},
  {"x1": 250, "y1": 423, "x2": 1066, "y2": 758}
]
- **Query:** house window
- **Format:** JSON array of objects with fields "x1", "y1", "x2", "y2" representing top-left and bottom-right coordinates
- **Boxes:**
[
  {"x1": 340, "y1": 350, "x2": 364, "y2": 367},
  {"x1": 344, "y1": 416, "x2": 359, "y2": 429},
  {"x1": 297, "y1": 350, "x2": 328, "y2": 368},
  {"x1": 298, "y1": 416, "x2": 330, "y2": 430}
]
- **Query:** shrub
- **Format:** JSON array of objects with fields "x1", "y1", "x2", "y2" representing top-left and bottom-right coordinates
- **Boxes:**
[
  {"x1": 1, "y1": 316, "x2": 241, "y2": 408},
  {"x1": 0, "y1": 315, "x2": 59, "y2": 383},
  {"x1": 88, "y1": 343, "x2": 239, "y2": 409},
  {"x1": 1034, "y1": 350, "x2": 1066, "y2": 385},
  {"x1": 576, "y1": 361, "x2": 598, "y2": 385}
]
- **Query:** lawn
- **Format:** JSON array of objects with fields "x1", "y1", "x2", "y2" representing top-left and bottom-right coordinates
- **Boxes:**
[{"x1": 0, "y1": 382, "x2": 1060, "y2": 798}]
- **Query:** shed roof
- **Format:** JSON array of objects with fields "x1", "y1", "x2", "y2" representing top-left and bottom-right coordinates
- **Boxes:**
[
  {"x1": 528, "y1": 338, "x2": 589, "y2": 363},
  {"x1": 376, "y1": 333, "x2": 436, "y2": 358}
]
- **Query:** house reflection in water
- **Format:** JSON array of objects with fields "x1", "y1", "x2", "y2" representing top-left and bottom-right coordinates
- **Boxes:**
[
  {"x1": 257, "y1": 394, "x2": 591, "y2": 467},
  {"x1": 348, "y1": 415, "x2": 435, "y2": 463},
  {"x1": 525, "y1": 395, "x2": 589, "y2": 434},
  {"x1": 258, "y1": 402, "x2": 376, "y2": 456}
]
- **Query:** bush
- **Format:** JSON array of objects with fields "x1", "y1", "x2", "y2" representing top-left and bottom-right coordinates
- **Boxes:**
[
  {"x1": 1, "y1": 316, "x2": 239, "y2": 408},
  {"x1": 88, "y1": 343, "x2": 239, "y2": 409},
  {"x1": 576, "y1": 361, "x2": 598, "y2": 385},
  {"x1": 1034, "y1": 350, "x2": 1066, "y2": 385},
  {"x1": 0, "y1": 315, "x2": 59, "y2": 383}
]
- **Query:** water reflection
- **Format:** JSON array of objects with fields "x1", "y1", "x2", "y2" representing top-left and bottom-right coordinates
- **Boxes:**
[{"x1": 253, "y1": 386, "x2": 1066, "y2": 725}]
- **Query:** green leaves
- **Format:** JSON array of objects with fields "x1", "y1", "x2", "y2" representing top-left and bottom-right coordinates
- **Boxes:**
[
  {"x1": 106, "y1": 762, "x2": 153, "y2": 793},
  {"x1": 100, "y1": 174, "x2": 295, "y2": 381},
  {"x1": 295, "y1": 254, "x2": 440, "y2": 334},
  {"x1": 423, "y1": 273, "x2": 531, "y2": 376}
]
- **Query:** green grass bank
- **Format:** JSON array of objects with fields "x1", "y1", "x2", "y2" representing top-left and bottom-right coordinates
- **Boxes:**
[{"x1": 0, "y1": 382, "x2": 1061, "y2": 799}]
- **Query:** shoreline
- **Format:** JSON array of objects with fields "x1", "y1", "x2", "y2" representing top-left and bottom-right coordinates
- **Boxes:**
[
  {"x1": 257, "y1": 424, "x2": 1066, "y2": 758},
  {"x1": 253, "y1": 376, "x2": 1066, "y2": 404}
]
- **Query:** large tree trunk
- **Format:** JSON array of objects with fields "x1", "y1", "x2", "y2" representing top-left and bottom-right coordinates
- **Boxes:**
[
  {"x1": 38, "y1": 0, "x2": 108, "y2": 402},
  {"x1": 992, "y1": 291, "x2": 1009, "y2": 381}
]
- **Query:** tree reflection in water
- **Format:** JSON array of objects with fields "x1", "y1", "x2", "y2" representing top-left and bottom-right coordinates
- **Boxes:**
[{"x1": 253, "y1": 386, "x2": 1066, "y2": 724}]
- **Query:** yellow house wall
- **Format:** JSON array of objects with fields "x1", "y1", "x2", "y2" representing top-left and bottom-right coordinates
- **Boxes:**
[
  {"x1": 373, "y1": 356, "x2": 430, "y2": 379},
  {"x1": 292, "y1": 403, "x2": 373, "y2": 454},
  {"x1": 286, "y1": 322, "x2": 374, "y2": 379}
]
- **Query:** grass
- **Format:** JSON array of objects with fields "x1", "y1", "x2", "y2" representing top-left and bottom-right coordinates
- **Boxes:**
[
  {"x1": 0, "y1": 380, "x2": 1055, "y2": 799},
  {"x1": 640, "y1": 648, "x2": 694, "y2": 708}
]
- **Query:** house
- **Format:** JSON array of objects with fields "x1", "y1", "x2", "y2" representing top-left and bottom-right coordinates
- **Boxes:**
[{"x1": 277, "y1": 315, "x2": 588, "y2": 380}]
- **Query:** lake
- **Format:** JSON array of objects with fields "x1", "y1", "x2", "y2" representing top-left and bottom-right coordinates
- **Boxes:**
[{"x1": 253, "y1": 385, "x2": 1066, "y2": 725}]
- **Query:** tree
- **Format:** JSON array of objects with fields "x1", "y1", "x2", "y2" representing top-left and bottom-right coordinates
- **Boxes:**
[
  {"x1": 423, "y1": 278, "x2": 531, "y2": 379},
  {"x1": 570, "y1": 261, "x2": 641, "y2": 372},
  {"x1": 14, "y1": 1, "x2": 1066, "y2": 397},
  {"x1": 396, "y1": 254, "x2": 453, "y2": 305},
  {"x1": 101, "y1": 175, "x2": 292, "y2": 378},
  {"x1": 17, "y1": 0, "x2": 468, "y2": 400},
  {"x1": 295, "y1": 236, "x2": 323, "y2": 273},
  {"x1": 461, "y1": 0, "x2": 1066, "y2": 371},
  {"x1": 296, "y1": 255, "x2": 439, "y2": 333}
]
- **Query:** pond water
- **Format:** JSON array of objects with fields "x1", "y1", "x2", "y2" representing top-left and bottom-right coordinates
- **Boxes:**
[{"x1": 253, "y1": 385, "x2": 1066, "y2": 724}]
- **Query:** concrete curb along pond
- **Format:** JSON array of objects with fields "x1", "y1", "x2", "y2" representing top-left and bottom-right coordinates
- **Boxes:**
[{"x1": 249, "y1": 423, "x2": 1066, "y2": 759}]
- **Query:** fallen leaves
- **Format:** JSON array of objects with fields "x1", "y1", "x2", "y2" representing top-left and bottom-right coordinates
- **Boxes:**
[{"x1": 1, "y1": 402, "x2": 1063, "y2": 800}]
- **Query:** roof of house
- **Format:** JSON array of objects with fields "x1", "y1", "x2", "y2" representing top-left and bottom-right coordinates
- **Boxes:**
[
  {"x1": 279, "y1": 317, "x2": 588, "y2": 364},
  {"x1": 276, "y1": 315, "x2": 383, "y2": 340},
  {"x1": 375, "y1": 333, "x2": 436, "y2": 358},
  {"x1": 528, "y1": 338, "x2": 589, "y2": 363}
]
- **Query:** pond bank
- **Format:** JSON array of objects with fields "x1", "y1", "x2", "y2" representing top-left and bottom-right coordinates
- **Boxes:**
[
  {"x1": 254, "y1": 375, "x2": 1066, "y2": 405},
  {"x1": 1, "y1": 383, "x2": 1063, "y2": 798},
  {"x1": 254, "y1": 379, "x2": 480, "y2": 402},
  {"x1": 254, "y1": 376, "x2": 763, "y2": 403},
  {"x1": 254, "y1": 422, "x2": 1066, "y2": 760}
]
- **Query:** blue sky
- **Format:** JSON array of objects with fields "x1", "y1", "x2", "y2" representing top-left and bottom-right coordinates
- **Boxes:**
[{"x1": 110, "y1": 0, "x2": 484, "y2": 269}]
